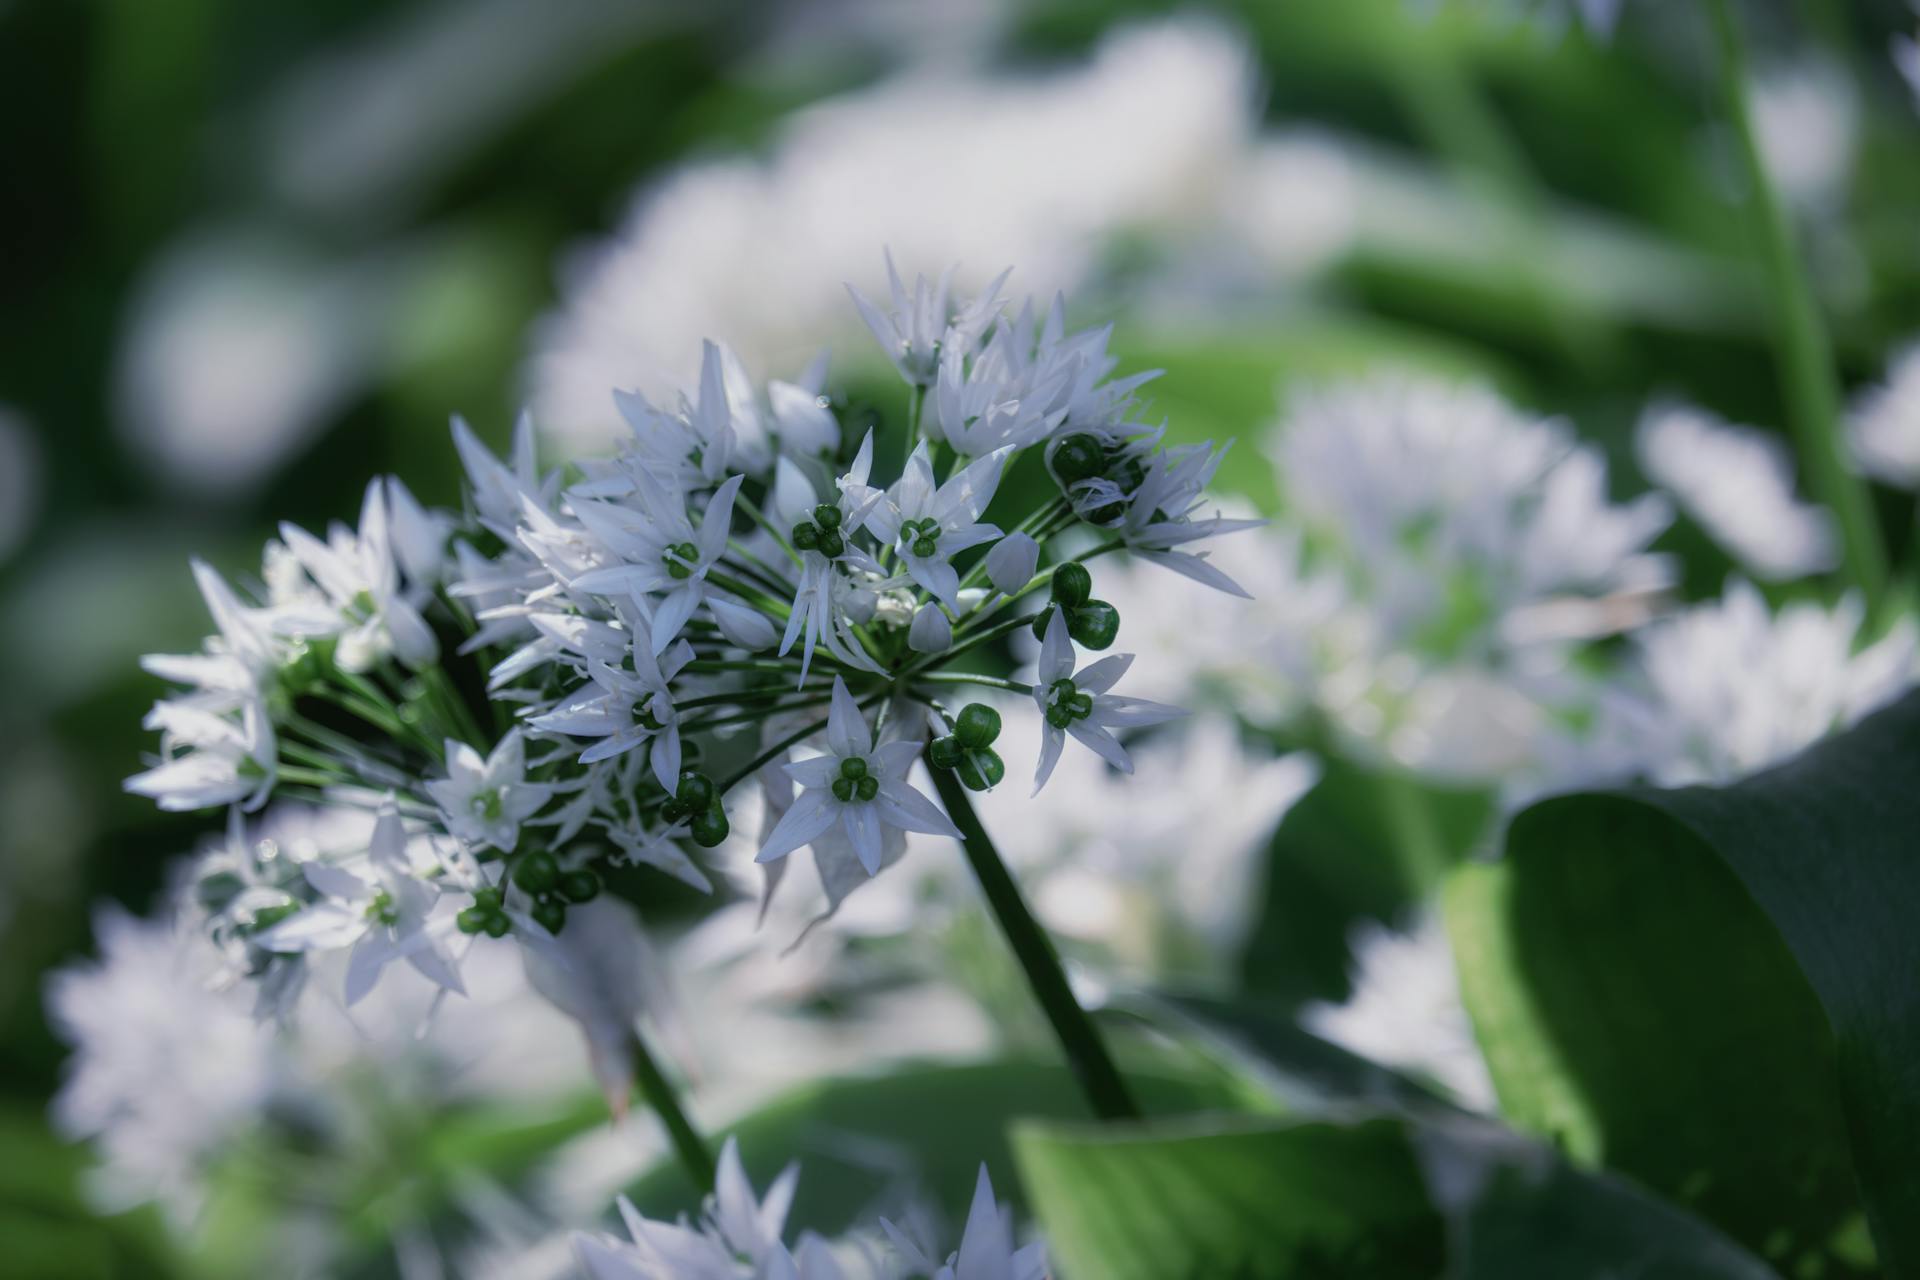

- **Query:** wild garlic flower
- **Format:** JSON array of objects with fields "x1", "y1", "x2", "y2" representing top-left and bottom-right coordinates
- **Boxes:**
[
  {"x1": 1848, "y1": 341, "x2": 1920, "y2": 489},
  {"x1": 1569, "y1": 578, "x2": 1919, "y2": 788},
  {"x1": 574, "y1": 1138, "x2": 1042, "y2": 1280},
  {"x1": 124, "y1": 258, "x2": 1250, "y2": 1018},
  {"x1": 1260, "y1": 375, "x2": 1673, "y2": 780}
]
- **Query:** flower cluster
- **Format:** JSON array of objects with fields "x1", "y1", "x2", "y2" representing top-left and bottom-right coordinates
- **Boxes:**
[{"x1": 123, "y1": 259, "x2": 1241, "y2": 1017}]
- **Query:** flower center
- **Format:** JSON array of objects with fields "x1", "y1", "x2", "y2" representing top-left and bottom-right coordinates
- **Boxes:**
[
  {"x1": 472, "y1": 790, "x2": 504, "y2": 822},
  {"x1": 662, "y1": 541, "x2": 699, "y2": 581},
  {"x1": 901, "y1": 517, "x2": 942, "y2": 558},
  {"x1": 789, "y1": 503, "x2": 847, "y2": 558},
  {"x1": 365, "y1": 889, "x2": 399, "y2": 926},
  {"x1": 829, "y1": 755, "x2": 879, "y2": 803},
  {"x1": 1045, "y1": 678, "x2": 1095, "y2": 729}
]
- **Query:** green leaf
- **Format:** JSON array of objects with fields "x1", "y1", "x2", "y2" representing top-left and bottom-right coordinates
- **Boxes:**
[
  {"x1": 1453, "y1": 689, "x2": 1920, "y2": 1275},
  {"x1": 619, "y1": 1058, "x2": 1241, "y2": 1238},
  {"x1": 1014, "y1": 1111, "x2": 1778, "y2": 1280}
]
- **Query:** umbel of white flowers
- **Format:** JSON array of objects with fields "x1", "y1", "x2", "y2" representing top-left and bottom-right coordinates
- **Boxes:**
[{"x1": 123, "y1": 254, "x2": 1250, "y2": 1015}]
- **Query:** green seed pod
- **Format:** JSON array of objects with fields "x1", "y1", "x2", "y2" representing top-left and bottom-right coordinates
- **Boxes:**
[
  {"x1": 473, "y1": 885, "x2": 503, "y2": 911},
  {"x1": 855, "y1": 775, "x2": 879, "y2": 802},
  {"x1": 831, "y1": 776, "x2": 855, "y2": 803},
  {"x1": 690, "y1": 805, "x2": 730, "y2": 848},
  {"x1": 816, "y1": 529, "x2": 846, "y2": 559},
  {"x1": 659, "y1": 797, "x2": 688, "y2": 825},
  {"x1": 955, "y1": 703, "x2": 1002, "y2": 749},
  {"x1": 957, "y1": 748, "x2": 1006, "y2": 792},
  {"x1": 512, "y1": 850, "x2": 561, "y2": 894},
  {"x1": 1051, "y1": 562, "x2": 1093, "y2": 608},
  {"x1": 1068, "y1": 600, "x2": 1120, "y2": 650},
  {"x1": 1051, "y1": 433, "x2": 1105, "y2": 484},
  {"x1": 912, "y1": 536, "x2": 938, "y2": 557},
  {"x1": 558, "y1": 869, "x2": 601, "y2": 904},
  {"x1": 1030, "y1": 604, "x2": 1056, "y2": 642},
  {"x1": 928, "y1": 734, "x2": 965, "y2": 770},
  {"x1": 676, "y1": 770, "x2": 715, "y2": 810},
  {"x1": 456, "y1": 906, "x2": 488, "y2": 935},
  {"x1": 813, "y1": 503, "x2": 843, "y2": 530},
  {"x1": 481, "y1": 911, "x2": 511, "y2": 939},
  {"x1": 839, "y1": 756, "x2": 868, "y2": 780},
  {"x1": 530, "y1": 898, "x2": 567, "y2": 935},
  {"x1": 791, "y1": 522, "x2": 820, "y2": 550}
]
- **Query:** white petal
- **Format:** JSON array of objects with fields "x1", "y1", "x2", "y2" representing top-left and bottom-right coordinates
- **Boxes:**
[
  {"x1": 983, "y1": 532, "x2": 1039, "y2": 595},
  {"x1": 756, "y1": 791, "x2": 837, "y2": 863}
]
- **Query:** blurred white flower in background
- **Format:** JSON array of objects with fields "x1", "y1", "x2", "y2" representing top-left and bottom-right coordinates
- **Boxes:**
[
  {"x1": 1635, "y1": 402, "x2": 1837, "y2": 580},
  {"x1": 1265, "y1": 376, "x2": 1673, "y2": 782},
  {"x1": 1849, "y1": 341, "x2": 1920, "y2": 489},
  {"x1": 1301, "y1": 913, "x2": 1495, "y2": 1112},
  {"x1": 0, "y1": 405, "x2": 42, "y2": 564},
  {"x1": 528, "y1": 19, "x2": 1256, "y2": 445},
  {"x1": 115, "y1": 233, "x2": 391, "y2": 495},
  {"x1": 1576, "y1": 579, "x2": 1919, "y2": 788},
  {"x1": 1750, "y1": 60, "x2": 1858, "y2": 213}
]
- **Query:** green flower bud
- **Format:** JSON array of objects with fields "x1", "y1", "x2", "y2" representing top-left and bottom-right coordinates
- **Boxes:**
[
  {"x1": 1068, "y1": 600, "x2": 1120, "y2": 650},
  {"x1": 481, "y1": 911, "x2": 511, "y2": 939},
  {"x1": 558, "y1": 869, "x2": 601, "y2": 904},
  {"x1": 928, "y1": 735, "x2": 965, "y2": 769},
  {"x1": 512, "y1": 850, "x2": 560, "y2": 894},
  {"x1": 813, "y1": 503, "x2": 843, "y2": 530},
  {"x1": 791, "y1": 522, "x2": 820, "y2": 550},
  {"x1": 1051, "y1": 433, "x2": 1105, "y2": 484},
  {"x1": 531, "y1": 898, "x2": 567, "y2": 935},
  {"x1": 690, "y1": 805, "x2": 730, "y2": 848},
  {"x1": 1051, "y1": 562, "x2": 1092, "y2": 608},
  {"x1": 957, "y1": 748, "x2": 1006, "y2": 792},
  {"x1": 676, "y1": 770, "x2": 715, "y2": 810},
  {"x1": 956, "y1": 703, "x2": 1001, "y2": 749}
]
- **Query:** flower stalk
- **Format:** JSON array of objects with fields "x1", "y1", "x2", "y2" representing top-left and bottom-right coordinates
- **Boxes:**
[
  {"x1": 928, "y1": 765, "x2": 1142, "y2": 1122},
  {"x1": 625, "y1": 1028, "x2": 717, "y2": 1193},
  {"x1": 1704, "y1": 0, "x2": 1887, "y2": 605}
]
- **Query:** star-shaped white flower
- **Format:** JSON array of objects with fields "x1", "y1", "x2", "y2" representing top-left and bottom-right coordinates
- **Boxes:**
[
  {"x1": 1031, "y1": 610, "x2": 1185, "y2": 794},
  {"x1": 882, "y1": 1164, "x2": 1048, "y2": 1280},
  {"x1": 276, "y1": 477, "x2": 439, "y2": 671},
  {"x1": 125, "y1": 698, "x2": 276, "y2": 812},
  {"x1": 529, "y1": 629, "x2": 694, "y2": 792},
  {"x1": 425, "y1": 728, "x2": 554, "y2": 853},
  {"x1": 868, "y1": 442, "x2": 1010, "y2": 610},
  {"x1": 573, "y1": 1136, "x2": 802, "y2": 1280},
  {"x1": 756, "y1": 678, "x2": 959, "y2": 874},
  {"x1": 138, "y1": 559, "x2": 284, "y2": 716},
  {"x1": 253, "y1": 803, "x2": 465, "y2": 1007},
  {"x1": 848, "y1": 253, "x2": 1007, "y2": 386},
  {"x1": 572, "y1": 473, "x2": 745, "y2": 654}
]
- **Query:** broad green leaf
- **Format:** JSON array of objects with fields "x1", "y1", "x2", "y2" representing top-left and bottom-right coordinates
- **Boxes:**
[
  {"x1": 1014, "y1": 1111, "x2": 1778, "y2": 1280},
  {"x1": 620, "y1": 1058, "x2": 1240, "y2": 1238},
  {"x1": 1453, "y1": 689, "x2": 1920, "y2": 1276}
]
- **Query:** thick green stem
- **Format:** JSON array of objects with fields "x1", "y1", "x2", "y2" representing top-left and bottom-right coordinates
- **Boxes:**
[
  {"x1": 625, "y1": 1028, "x2": 716, "y2": 1192},
  {"x1": 930, "y1": 767, "x2": 1141, "y2": 1122},
  {"x1": 1705, "y1": 0, "x2": 1886, "y2": 604}
]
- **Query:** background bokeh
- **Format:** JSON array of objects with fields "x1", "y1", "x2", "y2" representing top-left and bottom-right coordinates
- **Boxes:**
[{"x1": 5, "y1": 0, "x2": 1920, "y2": 1274}]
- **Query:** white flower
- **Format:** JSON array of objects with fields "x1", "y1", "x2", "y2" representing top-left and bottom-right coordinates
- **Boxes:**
[
  {"x1": 1300, "y1": 913, "x2": 1495, "y2": 1112},
  {"x1": 138, "y1": 558, "x2": 284, "y2": 715},
  {"x1": 573, "y1": 1136, "x2": 801, "y2": 1279},
  {"x1": 614, "y1": 339, "x2": 754, "y2": 486},
  {"x1": 849, "y1": 254, "x2": 1007, "y2": 387},
  {"x1": 45, "y1": 904, "x2": 274, "y2": 1223},
  {"x1": 867, "y1": 443, "x2": 1010, "y2": 609},
  {"x1": 1635, "y1": 402, "x2": 1837, "y2": 580},
  {"x1": 1849, "y1": 341, "x2": 1920, "y2": 488},
  {"x1": 756, "y1": 678, "x2": 959, "y2": 875},
  {"x1": 426, "y1": 729, "x2": 554, "y2": 853},
  {"x1": 1031, "y1": 610, "x2": 1185, "y2": 794},
  {"x1": 982, "y1": 533, "x2": 1038, "y2": 596},
  {"x1": 125, "y1": 698, "x2": 276, "y2": 812},
  {"x1": 529, "y1": 626, "x2": 694, "y2": 792},
  {"x1": 571, "y1": 473, "x2": 746, "y2": 653},
  {"x1": 1109, "y1": 440, "x2": 1263, "y2": 596},
  {"x1": 882, "y1": 1165, "x2": 1046, "y2": 1280},
  {"x1": 777, "y1": 434, "x2": 889, "y2": 678},
  {"x1": 908, "y1": 602, "x2": 952, "y2": 654},
  {"x1": 1573, "y1": 578, "x2": 1918, "y2": 788},
  {"x1": 1898, "y1": 30, "x2": 1920, "y2": 110},
  {"x1": 277, "y1": 476, "x2": 440, "y2": 671},
  {"x1": 521, "y1": 898, "x2": 668, "y2": 1114},
  {"x1": 452, "y1": 410, "x2": 550, "y2": 535},
  {"x1": 254, "y1": 803, "x2": 466, "y2": 1006}
]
